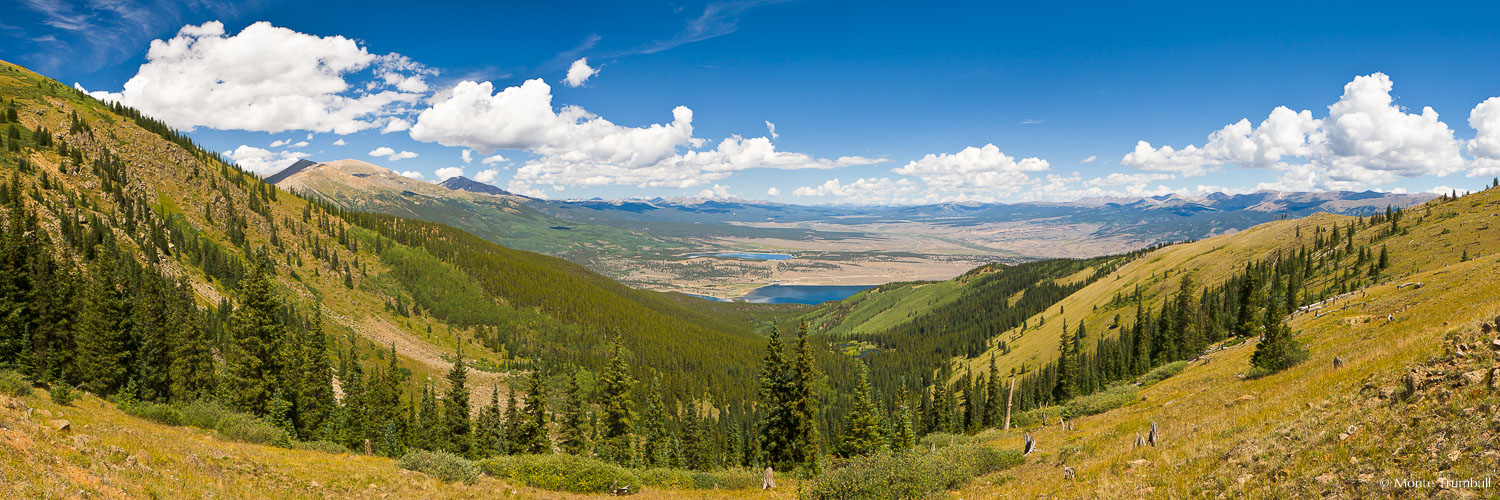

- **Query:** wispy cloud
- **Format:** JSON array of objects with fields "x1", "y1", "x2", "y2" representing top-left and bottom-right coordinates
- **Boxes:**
[
  {"x1": 5, "y1": 0, "x2": 254, "y2": 73},
  {"x1": 628, "y1": 0, "x2": 786, "y2": 55},
  {"x1": 1021, "y1": 119, "x2": 1045, "y2": 125}
]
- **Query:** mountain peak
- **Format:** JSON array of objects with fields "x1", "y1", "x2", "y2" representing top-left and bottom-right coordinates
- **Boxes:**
[
  {"x1": 264, "y1": 158, "x2": 318, "y2": 185},
  {"x1": 438, "y1": 176, "x2": 513, "y2": 197}
]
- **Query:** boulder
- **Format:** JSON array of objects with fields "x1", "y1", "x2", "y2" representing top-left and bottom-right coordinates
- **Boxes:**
[
  {"x1": 1463, "y1": 370, "x2": 1487, "y2": 387},
  {"x1": 48, "y1": 419, "x2": 70, "y2": 432}
]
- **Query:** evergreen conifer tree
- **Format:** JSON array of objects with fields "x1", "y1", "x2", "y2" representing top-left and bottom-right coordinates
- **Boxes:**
[
  {"x1": 443, "y1": 346, "x2": 472, "y2": 456},
  {"x1": 558, "y1": 372, "x2": 588, "y2": 455},
  {"x1": 596, "y1": 339, "x2": 635, "y2": 463},
  {"x1": 840, "y1": 366, "x2": 885, "y2": 457}
]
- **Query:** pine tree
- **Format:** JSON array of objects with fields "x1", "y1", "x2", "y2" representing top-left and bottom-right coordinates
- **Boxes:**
[
  {"x1": 681, "y1": 403, "x2": 709, "y2": 470},
  {"x1": 789, "y1": 322, "x2": 822, "y2": 473},
  {"x1": 558, "y1": 372, "x2": 588, "y2": 455},
  {"x1": 502, "y1": 389, "x2": 521, "y2": 454},
  {"x1": 891, "y1": 381, "x2": 915, "y2": 451},
  {"x1": 443, "y1": 346, "x2": 472, "y2": 456},
  {"x1": 417, "y1": 380, "x2": 440, "y2": 450},
  {"x1": 757, "y1": 324, "x2": 795, "y2": 470},
  {"x1": 474, "y1": 385, "x2": 505, "y2": 458},
  {"x1": 596, "y1": 339, "x2": 635, "y2": 463},
  {"x1": 1250, "y1": 289, "x2": 1308, "y2": 375},
  {"x1": 640, "y1": 376, "x2": 669, "y2": 466},
  {"x1": 223, "y1": 261, "x2": 284, "y2": 416},
  {"x1": 1053, "y1": 322, "x2": 1079, "y2": 402},
  {"x1": 984, "y1": 358, "x2": 1003, "y2": 427},
  {"x1": 168, "y1": 280, "x2": 215, "y2": 401},
  {"x1": 517, "y1": 368, "x2": 551, "y2": 454},
  {"x1": 839, "y1": 365, "x2": 885, "y2": 457},
  {"x1": 75, "y1": 246, "x2": 130, "y2": 395}
]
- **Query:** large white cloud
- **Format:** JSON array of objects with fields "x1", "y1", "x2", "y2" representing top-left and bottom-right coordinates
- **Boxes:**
[
  {"x1": 792, "y1": 177, "x2": 919, "y2": 201},
  {"x1": 409, "y1": 78, "x2": 880, "y2": 191},
  {"x1": 1469, "y1": 97, "x2": 1500, "y2": 176},
  {"x1": 81, "y1": 21, "x2": 429, "y2": 134},
  {"x1": 1122, "y1": 73, "x2": 1466, "y2": 191},
  {"x1": 892, "y1": 144, "x2": 1049, "y2": 195},
  {"x1": 224, "y1": 145, "x2": 309, "y2": 175},
  {"x1": 368, "y1": 147, "x2": 418, "y2": 161},
  {"x1": 563, "y1": 58, "x2": 599, "y2": 87}
]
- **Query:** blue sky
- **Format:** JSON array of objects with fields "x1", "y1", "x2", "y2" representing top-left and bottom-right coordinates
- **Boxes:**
[{"x1": 5, "y1": 0, "x2": 1500, "y2": 204}]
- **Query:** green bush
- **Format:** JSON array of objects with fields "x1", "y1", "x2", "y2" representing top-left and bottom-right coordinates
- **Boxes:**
[
  {"x1": 291, "y1": 440, "x2": 350, "y2": 454},
  {"x1": 1136, "y1": 360, "x2": 1188, "y2": 386},
  {"x1": 479, "y1": 454, "x2": 636, "y2": 493},
  {"x1": 215, "y1": 412, "x2": 289, "y2": 446},
  {"x1": 804, "y1": 444, "x2": 1023, "y2": 500},
  {"x1": 179, "y1": 400, "x2": 234, "y2": 429},
  {"x1": 0, "y1": 370, "x2": 32, "y2": 397},
  {"x1": 1064, "y1": 384, "x2": 1139, "y2": 417},
  {"x1": 689, "y1": 469, "x2": 760, "y2": 490},
  {"x1": 636, "y1": 467, "x2": 693, "y2": 489},
  {"x1": 123, "y1": 402, "x2": 184, "y2": 426},
  {"x1": 48, "y1": 382, "x2": 76, "y2": 406},
  {"x1": 401, "y1": 450, "x2": 480, "y2": 484}
]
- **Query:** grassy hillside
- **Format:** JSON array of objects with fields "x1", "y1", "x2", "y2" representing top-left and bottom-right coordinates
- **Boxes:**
[
  {"x1": 954, "y1": 188, "x2": 1500, "y2": 496},
  {"x1": 0, "y1": 58, "x2": 779, "y2": 416}
]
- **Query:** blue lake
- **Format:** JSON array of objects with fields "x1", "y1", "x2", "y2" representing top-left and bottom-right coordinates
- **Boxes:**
[
  {"x1": 685, "y1": 252, "x2": 795, "y2": 261},
  {"x1": 691, "y1": 284, "x2": 874, "y2": 305}
]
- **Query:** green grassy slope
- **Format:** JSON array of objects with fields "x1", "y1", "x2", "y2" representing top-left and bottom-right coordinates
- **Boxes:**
[{"x1": 0, "y1": 58, "x2": 773, "y2": 408}]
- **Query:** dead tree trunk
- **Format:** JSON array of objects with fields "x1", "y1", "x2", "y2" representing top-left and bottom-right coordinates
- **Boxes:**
[
  {"x1": 1003, "y1": 377, "x2": 1016, "y2": 430},
  {"x1": 1024, "y1": 433, "x2": 1035, "y2": 455},
  {"x1": 1148, "y1": 422, "x2": 1159, "y2": 447},
  {"x1": 762, "y1": 467, "x2": 775, "y2": 490},
  {"x1": 1135, "y1": 432, "x2": 1145, "y2": 448},
  {"x1": 363, "y1": 439, "x2": 372, "y2": 455}
]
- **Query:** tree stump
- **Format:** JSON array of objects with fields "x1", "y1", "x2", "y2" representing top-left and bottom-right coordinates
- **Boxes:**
[
  {"x1": 1024, "y1": 433, "x2": 1035, "y2": 455},
  {"x1": 1148, "y1": 422, "x2": 1159, "y2": 447},
  {"x1": 1332, "y1": 356, "x2": 1344, "y2": 369},
  {"x1": 609, "y1": 481, "x2": 632, "y2": 496},
  {"x1": 1063, "y1": 467, "x2": 1076, "y2": 480},
  {"x1": 1134, "y1": 432, "x2": 1145, "y2": 448},
  {"x1": 1003, "y1": 378, "x2": 1015, "y2": 430},
  {"x1": 364, "y1": 439, "x2": 373, "y2": 455},
  {"x1": 762, "y1": 467, "x2": 775, "y2": 490}
]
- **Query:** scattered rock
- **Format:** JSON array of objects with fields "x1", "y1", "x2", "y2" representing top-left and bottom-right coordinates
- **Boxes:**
[
  {"x1": 48, "y1": 419, "x2": 70, "y2": 432},
  {"x1": 1462, "y1": 370, "x2": 1487, "y2": 386},
  {"x1": 1316, "y1": 473, "x2": 1338, "y2": 484},
  {"x1": 1492, "y1": 369, "x2": 1500, "y2": 390},
  {"x1": 1225, "y1": 394, "x2": 1256, "y2": 407},
  {"x1": 1339, "y1": 425, "x2": 1358, "y2": 441}
]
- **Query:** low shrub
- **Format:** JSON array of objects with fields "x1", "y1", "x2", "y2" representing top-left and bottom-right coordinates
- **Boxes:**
[
  {"x1": 803, "y1": 444, "x2": 1023, "y2": 499},
  {"x1": 48, "y1": 382, "x2": 76, "y2": 406},
  {"x1": 1011, "y1": 405, "x2": 1062, "y2": 428},
  {"x1": 398, "y1": 450, "x2": 480, "y2": 484},
  {"x1": 0, "y1": 370, "x2": 32, "y2": 397},
  {"x1": 636, "y1": 467, "x2": 693, "y2": 489},
  {"x1": 479, "y1": 454, "x2": 636, "y2": 493},
  {"x1": 689, "y1": 469, "x2": 760, "y2": 490},
  {"x1": 1137, "y1": 360, "x2": 1189, "y2": 386},
  {"x1": 290, "y1": 440, "x2": 349, "y2": 454},
  {"x1": 179, "y1": 400, "x2": 233, "y2": 429},
  {"x1": 123, "y1": 402, "x2": 184, "y2": 426},
  {"x1": 215, "y1": 412, "x2": 289, "y2": 446},
  {"x1": 1064, "y1": 384, "x2": 1139, "y2": 417}
]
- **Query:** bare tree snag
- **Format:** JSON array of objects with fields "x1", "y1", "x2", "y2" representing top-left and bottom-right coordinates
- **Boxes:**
[
  {"x1": 1148, "y1": 422, "x2": 1159, "y2": 447},
  {"x1": 1024, "y1": 433, "x2": 1035, "y2": 455},
  {"x1": 1135, "y1": 432, "x2": 1145, "y2": 448},
  {"x1": 762, "y1": 467, "x2": 775, "y2": 490},
  {"x1": 1003, "y1": 377, "x2": 1016, "y2": 430},
  {"x1": 1064, "y1": 466, "x2": 1076, "y2": 480}
]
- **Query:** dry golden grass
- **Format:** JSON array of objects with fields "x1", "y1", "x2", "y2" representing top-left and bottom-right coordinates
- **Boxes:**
[{"x1": 952, "y1": 188, "x2": 1500, "y2": 498}]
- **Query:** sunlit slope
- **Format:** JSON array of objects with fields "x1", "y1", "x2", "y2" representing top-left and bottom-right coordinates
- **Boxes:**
[
  {"x1": 0, "y1": 58, "x2": 772, "y2": 405},
  {"x1": 958, "y1": 191, "x2": 1500, "y2": 497}
]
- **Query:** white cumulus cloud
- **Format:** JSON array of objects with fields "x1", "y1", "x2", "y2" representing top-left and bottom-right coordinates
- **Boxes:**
[
  {"x1": 697, "y1": 184, "x2": 731, "y2": 199},
  {"x1": 399, "y1": 170, "x2": 424, "y2": 180},
  {"x1": 407, "y1": 78, "x2": 880, "y2": 192},
  {"x1": 224, "y1": 145, "x2": 310, "y2": 175},
  {"x1": 1122, "y1": 73, "x2": 1466, "y2": 191},
  {"x1": 369, "y1": 147, "x2": 418, "y2": 161},
  {"x1": 435, "y1": 166, "x2": 464, "y2": 181},
  {"x1": 80, "y1": 21, "x2": 430, "y2": 134},
  {"x1": 766, "y1": 186, "x2": 781, "y2": 196},
  {"x1": 474, "y1": 169, "x2": 500, "y2": 183},
  {"x1": 892, "y1": 144, "x2": 1049, "y2": 196},
  {"x1": 563, "y1": 58, "x2": 599, "y2": 87},
  {"x1": 765, "y1": 121, "x2": 778, "y2": 140},
  {"x1": 332, "y1": 138, "x2": 346, "y2": 146},
  {"x1": 461, "y1": 149, "x2": 473, "y2": 164},
  {"x1": 792, "y1": 177, "x2": 919, "y2": 202},
  {"x1": 481, "y1": 154, "x2": 508, "y2": 165},
  {"x1": 1469, "y1": 97, "x2": 1500, "y2": 177}
]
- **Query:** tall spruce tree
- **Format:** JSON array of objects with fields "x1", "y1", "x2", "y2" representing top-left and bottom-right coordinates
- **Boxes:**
[
  {"x1": 558, "y1": 372, "x2": 588, "y2": 456},
  {"x1": 75, "y1": 246, "x2": 130, "y2": 395},
  {"x1": 891, "y1": 381, "x2": 915, "y2": 451},
  {"x1": 518, "y1": 368, "x2": 551, "y2": 454},
  {"x1": 640, "y1": 376, "x2": 669, "y2": 466},
  {"x1": 789, "y1": 322, "x2": 822, "y2": 473},
  {"x1": 757, "y1": 324, "x2": 795, "y2": 470},
  {"x1": 840, "y1": 365, "x2": 885, "y2": 457},
  {"x1": 443, "y1": 346, "x2": 472, "y2": 456},
  {"x1": 224, "y1": 261, "x2": 284, "y2": 416},
  {"x1": 596, "y1": 339, "x2": 635, "y2": 463}
]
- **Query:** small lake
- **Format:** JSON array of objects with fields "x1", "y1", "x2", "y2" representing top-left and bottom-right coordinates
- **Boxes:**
[
  {"x1": 691, "y1": 284, "x2": 874, "y2": 305},
  {"x1": 685, "y1": 251, "x2": 795, "y2": 261}
]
